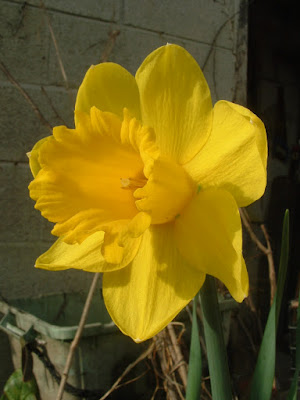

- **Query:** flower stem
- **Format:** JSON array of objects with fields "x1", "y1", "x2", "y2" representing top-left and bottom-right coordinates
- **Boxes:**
[{"x1": 199, "y1": 275, "x2": 232, "y2": 400}]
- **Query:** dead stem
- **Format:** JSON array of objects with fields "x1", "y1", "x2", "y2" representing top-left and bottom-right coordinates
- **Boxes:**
[
  {"x1": 260, "y1": 223, "x2": 277, "y2": 304},
  {"x1": 167, "y1": 324, "x2": 188, "y2": 387},
  {"x1": 236, "y1": 314, "x2": 257, "y2": 354},
  {"x1": 98, "y1": 345, "x2": 154, "y2": 400},
  {"x1": 40, "y1": 86, "x2": 67, "y2": 125},
  {"x1": 100, "y1": 30, "x2": 120, "y2": 63},
  {"x1": 240, "y1": 208, "x2": 277, "y2": 305},
  {"x1": 154, "y1": 331, "x2": 178, "y2": 400},
  {"x1": 55, "y1": 273, "x2": 100, "y2": 400},
  {"x1": 201, "y1": 377, "x2": 213, "y2": 400},
  {"x1": 40, "y1": 1, "x2": 68, "y2": 88},
  {"x1": 0, "y1": 60, "x2": 52, "y2": 132}
]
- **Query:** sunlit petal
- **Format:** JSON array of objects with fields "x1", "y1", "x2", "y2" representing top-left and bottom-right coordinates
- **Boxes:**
[
  {"x1": 174, "y1": 189, "x2": 248, "y2": 302},
  {"x1": 103, "y1": 224, "x2": 205, "y2": 342},
  {"x1": 136, "y1": 44, "x2": 212, "y2": 164},
  {"x1": 35, "y1": 231, "x2": 138, "y2": 272},
  {"x1": 184, "y1": 101, "x2": 267, "y2": 207},
  {"x1": 75, "y1": 63, "x2": 141, "y2": 122}
]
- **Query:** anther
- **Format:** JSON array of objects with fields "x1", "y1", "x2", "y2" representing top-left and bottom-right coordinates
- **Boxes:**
[{"x1": 120, "y1": 177, "x2": 147, "y2": 189}]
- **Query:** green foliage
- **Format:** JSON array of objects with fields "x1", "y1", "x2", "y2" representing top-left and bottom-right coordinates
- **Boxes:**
[
  {"x1": 250, "y1": 210, "x2": 289, "y2": 400},
  {"x1": 287, "y1": 290, "x2": 300, "y2": 400},
  {"x1": 199, "y1": 276, "x2": 232, "y2": 400},
  {"x1": 0, "y1": 369, "x2": 39, "y2": 400},
  {"x1": 185, "y1": 298, "x2": 202, "y2": 400}
]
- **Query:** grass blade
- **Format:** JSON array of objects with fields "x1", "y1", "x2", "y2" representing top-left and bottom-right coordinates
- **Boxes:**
[
  {"x1": 186, "y1": 298, "x2": 202, "y2": 400},
  {"x1": 287, "y1": 290, "x2": 300, "y2": 400},
  {"x1": 250, "y1": 210, "x2": 289, "y2": 400},
  {"x1": 200, "y1": 275, "x2": 232, "y2": 400}
]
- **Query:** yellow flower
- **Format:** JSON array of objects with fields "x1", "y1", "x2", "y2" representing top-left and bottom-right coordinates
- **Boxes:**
[{"x1": 28, "y1": 45, "x2": 267, "y2": 342}]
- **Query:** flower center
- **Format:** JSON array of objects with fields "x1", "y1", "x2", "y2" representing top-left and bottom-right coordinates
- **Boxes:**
[{"x1": 134, "y1": 156, "x2": 196, "y2": 224}]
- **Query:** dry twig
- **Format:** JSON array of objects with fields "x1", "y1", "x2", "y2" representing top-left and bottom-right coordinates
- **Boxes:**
[
  {"x1": 240, "y1": 208, "x2": 277, "y2": 305},
  {"x1": 260, "y1": 224, "x2": 276, "y2": 304},
  {"x1": 40, "y1": 86, "x2": 67, "y2": 125},
  {"x1": 40, "y1": 1, "x2": 69, "y2": 90},
  {"x1": 0, "y1": 60, "x2": 52, "y2": 132},
  {"x1": 55, "y1": 273, "x2": 100, "y2": 400},
  {"x1": 98, "y1": 343, "x2": 154, "y2": 400},
  {"x1": 100, "y1": 30, "x2": 120, "y2": 63},
  {"x1": 154, "y1": 331, "x2": 179, "y2": 400},
  {"x1": 167, "y1": 324, "x2": 188, "y2": 387}
]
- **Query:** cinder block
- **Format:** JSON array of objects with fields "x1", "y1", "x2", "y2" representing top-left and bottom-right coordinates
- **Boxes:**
[
  {"x1": 123, "y1": 0, "x2": 239, "y2": 49},
  {"x1": 10, "y1": 0, "x2": 120, "y2": 22},
  {"x1": 47, "y1": 10, "x2": 118, "y2": 87},
  {"x1": 0, "y1": 2, "x2": 50, "y2": 86},
  {"x1": 0, "y1": 84, "x2": 74, "y2": 162},
  {"x1": 0, "y1": 243, "x2": 95, "y2": 300},
  {"x1": 0, "y1": 163, "x2": 52, "y2": 242},
  {"x1": 0, "y1": 3, "x2": 117, "y2": 87}
]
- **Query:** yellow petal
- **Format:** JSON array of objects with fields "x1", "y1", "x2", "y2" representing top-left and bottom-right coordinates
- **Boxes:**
[
  {"x1": 75, "y1": 63, "x2": 141, "y2": 122},
  {"x1": 103, "y1": 224, "x2": 205, "y2": 342},
  {"x1": 228, "y1": 102, "x2": 267, "y2": 170},
  {"x1": 35, "y1": 230, "x2": 138, "y2": 272},
  {"x1": 184, "y1": 100, "x2": 267, "y2": 207},
  {"x1": 136, "y1": 44, "x2": 212, "y2": 164},
  {"x1": 27, "y1": 136, "x2": 51, "y2": 177},
  {"x1": 174, "y1": 189, "x2": 248, "y2": 302},
  {"x1": 101, "y1": 212, "x2": 151, "y2": 264}
]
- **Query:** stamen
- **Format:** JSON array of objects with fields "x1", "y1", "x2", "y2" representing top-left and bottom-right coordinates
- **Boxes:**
[{"x1": 120, "y1": 177, "x2": 147, "y2": 189}]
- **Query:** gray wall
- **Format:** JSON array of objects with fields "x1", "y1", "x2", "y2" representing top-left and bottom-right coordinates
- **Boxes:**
[{"x1": 0, "y1": 0, "x2": 248, "y2": 387}]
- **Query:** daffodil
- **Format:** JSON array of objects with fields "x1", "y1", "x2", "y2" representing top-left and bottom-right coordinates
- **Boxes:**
[{"x1": 28, "y1": 44, "x2": 267, "y2": 342}]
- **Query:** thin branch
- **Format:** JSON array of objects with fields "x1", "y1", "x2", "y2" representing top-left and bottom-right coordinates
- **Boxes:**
[
  {"x1": 55, "y1": 273, "x2": 100, "y2": 400},
  {"x1": 154, "y1": 331, "x2": 178, "y2": 400},
  {"x1": 167, "y1": 324, "x2": 188, "y2": 388},
  {"x1": 240, "y1": 208, "x2": 277, "y2": 305},
  {"x1": 261, "y1": 224, "x2": 276, "y2": 304},
  {"x1": 40, "y1": 86, "x2": 67, "y2": 125},
  {"x1": 100, "y1": 30, "x2": 120, "y2": 63},
  {"x1": 98, "y1": 342, "x2": 155, "y2": 400},
  {"x1": 202, "y1": 11, "x2": 239, "y2": 71},
  {"x1": 0, "y1": 60, "x2": 52, "y2": 132},
  {"x1": 236, "y1": 314, "x2": 257, "y2": 354},
  {"x1": 201, "y1": 380, "x2": 213, "y2": 400},
  {"x1": 196, "y1": 305, "x2": 208, "y2": 358},
  {"x1": 240, "y1": 208, "x2": 268, "y2": 254},
  {"x1": 113, "y1": 367, "x2": 149, "y2": 389},
  {"x1": 40, "y1": 1, "x2": 69, "y2": 89}
]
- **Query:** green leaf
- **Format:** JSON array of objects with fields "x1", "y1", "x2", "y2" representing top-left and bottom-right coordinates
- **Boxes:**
[
  {"x1": 199, "y1": 275, "x2": 232, "y2": 400},
  {"x1": 250, "y1": 210, "x2": 289, "y2": 400},
  {"x1": 287, "y1": 290, "x2": 300, "y2": 400},
  {"x1": 1, "y1": 369, "x2": 39, "y2": 400},
  {"x1": 275, "y1": 210, "x2": 290, "y2": 328},
  {"x1": 186, "y1": 298, "x2": 202, "y2": 400},
  {"x1": 295, "y1": 291, "x2": 300, "y2": 372},
  {"x1": 287, "y1": 369, "x2": 299, "y2": 400}
]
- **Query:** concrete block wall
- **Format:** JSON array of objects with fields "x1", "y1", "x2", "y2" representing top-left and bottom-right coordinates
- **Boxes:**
[{"x1": 0, "y1": 0, "x2": 248, "y2": 387}]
